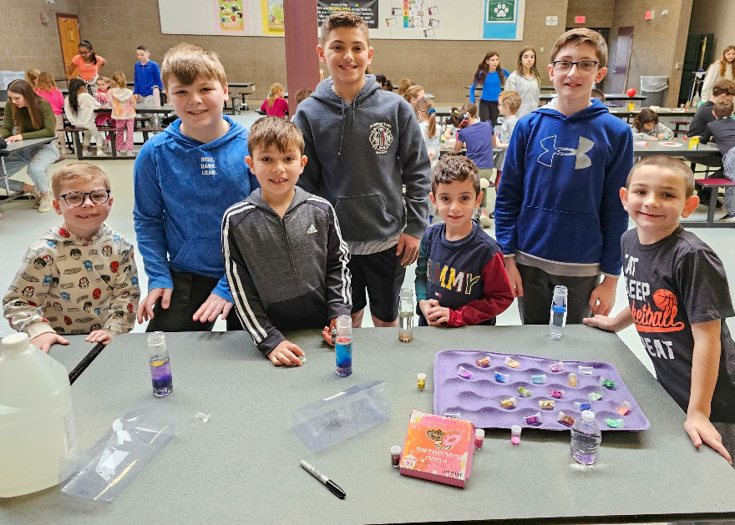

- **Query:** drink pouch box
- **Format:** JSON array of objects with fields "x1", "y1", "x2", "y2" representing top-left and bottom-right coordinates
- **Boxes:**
[{"x1": 399, "y1": 410, "x2": 475, "y2": 488}]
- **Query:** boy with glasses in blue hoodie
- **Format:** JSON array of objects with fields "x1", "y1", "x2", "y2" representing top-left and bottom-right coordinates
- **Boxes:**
[
  {"x1": 292, "y1": 12, "x2": 431, "y2": 328},
  {"x1": 133, "y1": 43, "x2": 258, "y2": 332},
  {"x1": 495, "y1": 28, "x2": 634, "y2": 325}
]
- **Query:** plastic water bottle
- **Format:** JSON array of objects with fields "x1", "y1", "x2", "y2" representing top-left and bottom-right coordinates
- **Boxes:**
[
  {"x1": 398, "y1": 288, "x2": 414, "y2": 342},
  {"x1": 152, "y1": 85, "x2": 161, "y2": 107},
  {"x1": 0, "y1": 333, "x2": 78, "y2": 497},
  {"x1": 550, "y1": 285, "x2": 568, "y2": 339},
  {"x1": 570, "y1": 410, "x2": 602, "y2": 465},
  {"x1": 335, "y1": 315, "x2": 352, "y2": 377},
  {"x1": 148, "y1": 332, "x2": 173, "y2": 397}
]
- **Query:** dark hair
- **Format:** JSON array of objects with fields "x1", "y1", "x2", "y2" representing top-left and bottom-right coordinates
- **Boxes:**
[
  {"x1": 431, "y1": 154, "x2": 480, "y2": 195},
  {"x1": 632, "y1": 109, "x2": 659, "y2": 133},
  {"x1": 712, "y1": 79, "x2": 735, "y2": 97},
  {"x1": 474, "y1": 51, "x2": 505, "y2": 87},
  {"x1": 68, "y1": 78, "x2": 87, "y2": 115},
  {"x1": 591, "y1": 88, "x2": 606, "y2": 102},
  {"x1": 515, "y1": 46, "x2": 540, "y2": 82},
  {"x1": 137, "y1": 45, "x2": 149, "y2": 52},
  {"x1": 455, "y1": 103, "x2": 477, "y2": 128},
  {"x1": 79, "y1": 40, "x2": 98, "y2": 65},
  {"x1": 248, "y1": 116, "x2": 305, "y2": 156},
  {"x1": 550, "y1": 28, "x2": 608, "y2": 67},
  {"x1": 7, "y1": 80, "x2": 44, "y2": 131},
  {"x1": 714, "y1": 99, "x2": 734, "y2": 118},
  {"x1": 626, "y1": 156, "x2": 695, "y2": 198},
  {"x1": 320, "y1": 11, "x2": 369, "y2": 46},
  {"x1": 295, "y1": 88, "x2": 312, "y2": 105}
]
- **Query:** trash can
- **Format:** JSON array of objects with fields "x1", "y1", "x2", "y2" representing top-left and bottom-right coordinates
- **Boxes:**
[
  {"x1": 0, "y1": 71, "x2": 24, "y2": 102},
  {"x1": 641, "y1": 76, "x2": 668, "y2": 107}
]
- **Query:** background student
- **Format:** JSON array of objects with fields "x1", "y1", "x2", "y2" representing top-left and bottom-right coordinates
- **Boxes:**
[
  {"x1": 504, "y1": 46, "x2": 541, "y2": 118},
  {"x1": 65, "y1": 40, "x2": 106, "y2": 94},
  {"x1": 469, "y1": 51, "x2": 509, "y2": 126}
]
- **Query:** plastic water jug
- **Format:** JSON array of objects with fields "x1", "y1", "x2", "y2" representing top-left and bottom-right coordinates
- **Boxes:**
[{"x1": 0, "y1": 333, "x2": 78, "y2": 497}]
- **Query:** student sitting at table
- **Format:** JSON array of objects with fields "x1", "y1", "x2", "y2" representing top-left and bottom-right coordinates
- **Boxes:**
[
  {"x1": 700, "y1": 99, "x2": 735, "y2": 222},
  {"x1": 591, "y1": 88, "x2": 606, "y2": 103},
  {"x1": 64, "y1": 78, "x2": 106, "y2": 157},
  {"x1": 630, "y1": 109, "x2": 674, "y2": 141},
  {"x1": 585, "y1": 156, "x2": 735, "y2": 466},
  {"x1": 2, "y1": 162, "x2": 139, "y2": 353},
  {"x1": 494, "y1": 90, "x2": 522, "y2": 189},
  {"x1": 222, "y1": 116, "x2": 351, "y2": 366},
  {"x1": 260, "y1": 83, "x2": 288, "y2": 118},
  {"x1": 1, "y1": 79, "x2": 58, "y2": 214},
  {"x1": 688, "y1": 79, "x2": 735, "y2": 138},
  {"x1": 415, "y1": 154, "x2": 513, "y2": 327},
  {"x1": 453, "y1": 103, "x2": 495, "y2": 228},
  {"x1": 134, "y1": 43, "x2": 258, "y2": 333}
]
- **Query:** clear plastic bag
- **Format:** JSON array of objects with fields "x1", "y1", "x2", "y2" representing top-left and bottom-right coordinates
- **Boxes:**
[{"x1": 59, "y1": 406, "x2": 175, "y2": 502}]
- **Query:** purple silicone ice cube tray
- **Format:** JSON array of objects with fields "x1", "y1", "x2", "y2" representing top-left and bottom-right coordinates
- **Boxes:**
[{"x1": 433, "y1": 350, "x2": 650, "y2": 432}]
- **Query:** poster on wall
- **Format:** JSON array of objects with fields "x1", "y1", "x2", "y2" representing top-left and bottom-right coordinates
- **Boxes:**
[
  {"x1": 213, "y1": 0, "x2": 252, "y2": 35},
  {"x1": 260, "y1": 0, "x2": 284, "y2": 34},
  {"x1": 396, "y1": 0, "x2": 440, "y2": 37},
  {"x1": 482, "y1": 0, "x2": 521, "y2": 40},
  {"x1": 317, "y1": 1, "x2": 378, "y2": 28}
]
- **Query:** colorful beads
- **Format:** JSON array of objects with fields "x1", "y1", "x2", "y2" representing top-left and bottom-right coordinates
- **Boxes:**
[
  {"x1": 504, "y1": 356, "x2": 520, "y2": 368},
  {"x1": 500, "y1": 396, "x2": 517, "y2": 409},
  {"x1": 516, "y1": 386, "x2": 532, "y2": 398},
  {"x1": 557, "y1": 411, "x2": 575, "y2": 427},
  {"x1": 539, "y1": 399, "x2": 555, "y2": 410},
  {"x1": 476, "y1": 357, "x2": 491, "y2": 368},
  {"x1": 524, "y1": 412, "x2": 542, "y2": 425},
  {"x1": 549, "y1": 361, "x2": 565, "y2": 372},
  {"x1": 495, "y1": 371, "x2": 510, "y2": 383},
  {"x1": 531, "y1": 374, "x2": 547, "y2": 384}
]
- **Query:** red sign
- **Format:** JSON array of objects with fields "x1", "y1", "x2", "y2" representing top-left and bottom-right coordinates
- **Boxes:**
[
  {"x1": 575, "y1": 15, "x2": 586, "y2": 24},
  {"x1": 644, "y1": 10, "x2": 652, "y2": 20}
]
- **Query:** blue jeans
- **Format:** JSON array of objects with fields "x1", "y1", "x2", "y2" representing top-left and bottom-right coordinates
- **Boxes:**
[
  {"x1": 723, "y1": 148, "x2": 735, "y2": 215},
  {"x1": 2, "y1": 142, "x2": 57, "y2": 194}
]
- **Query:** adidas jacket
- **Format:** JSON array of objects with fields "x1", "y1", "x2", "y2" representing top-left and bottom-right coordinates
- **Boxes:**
[{"x1": 222, "y1": 187, "x2": 352, "y2": 357}]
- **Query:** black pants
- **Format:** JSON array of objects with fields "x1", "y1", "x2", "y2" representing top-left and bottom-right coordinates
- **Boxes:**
[
  {"x1": 146, "y1": 271, "x2": 243, "y2": 332},
  {"x1": 516, "y1": 263, "x2": 600, "y2": 325},
  {"x1": 349, "y1": 248, "x2": 406, "y2": 323},
  {"x1": 479, "y1": 100, "x2": 499, "y2": 127}
]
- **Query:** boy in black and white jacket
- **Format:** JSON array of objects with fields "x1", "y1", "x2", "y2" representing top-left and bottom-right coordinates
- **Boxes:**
[{"x1": 222, "y1": 116, "x2": 352, "y2": 366}]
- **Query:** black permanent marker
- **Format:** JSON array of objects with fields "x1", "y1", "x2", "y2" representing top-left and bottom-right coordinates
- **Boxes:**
[{"x1": 300, "y1": 460, "x2": 346, "y2": 499}]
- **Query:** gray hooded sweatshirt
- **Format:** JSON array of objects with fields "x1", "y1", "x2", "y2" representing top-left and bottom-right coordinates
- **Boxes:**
[
  {"x1": 222, "y1": 187, "x2": 352, "y2": 357},
  {"x1": 292, "y1": 74, "x2": 431, "y2": 245}
]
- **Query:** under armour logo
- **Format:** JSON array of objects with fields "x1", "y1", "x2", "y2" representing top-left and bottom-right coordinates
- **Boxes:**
[
  {"x1": 306, "y1": 224, "x2": 318, "y2": 234},
  {"x1": 537, "y1": 136, "x2": 594, "y2": 169}
]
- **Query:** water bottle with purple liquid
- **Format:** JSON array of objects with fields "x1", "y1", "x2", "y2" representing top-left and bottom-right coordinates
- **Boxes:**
[{"x1": 148, "y1": 332, "x2": 173, "y2": 397}]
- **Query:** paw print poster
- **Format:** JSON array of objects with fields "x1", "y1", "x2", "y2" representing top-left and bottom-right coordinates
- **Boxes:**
[{"x1": 483, "y1": 0, "x2": 520, "y2": 40}]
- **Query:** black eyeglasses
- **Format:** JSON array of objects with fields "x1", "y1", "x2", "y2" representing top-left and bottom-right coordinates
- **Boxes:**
[
  {"x1": 552, "y1": 60, "x2": 600, "y2": 73},
  {"x1": 59, "y1": 189, "x2": 110, "y2": 207}
]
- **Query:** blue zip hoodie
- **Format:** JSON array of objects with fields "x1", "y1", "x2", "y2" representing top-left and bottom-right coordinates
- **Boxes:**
[
  {"x1": 495, "y1": 99, "x2": 634, "y2": 276},
  {"x1": 133, "y1": 116, "x2": 258, "y2": 302}
]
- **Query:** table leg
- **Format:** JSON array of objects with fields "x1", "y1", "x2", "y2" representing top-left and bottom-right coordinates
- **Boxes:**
[
  {"x1": 706, "y1": 187, "x2": 718, "y2": 226},
  {"x1": 110, "y1": 130, "x2": 118, "y2": 157},
  {"x1": 73, "y1": 131, "x2": 83, "y2": 160}
]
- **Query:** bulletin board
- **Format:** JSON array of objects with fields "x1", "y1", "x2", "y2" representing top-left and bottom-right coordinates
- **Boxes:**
[{"x1": 158, "y1": 0, "x2": 525, "y2": 41}]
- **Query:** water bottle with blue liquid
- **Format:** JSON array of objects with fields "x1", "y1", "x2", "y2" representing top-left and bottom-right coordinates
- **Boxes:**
[
  {"x1": 550, "y1": 285, "x2": 568, "y2": 339},
  {"x1": 335, "y1": 315, "x2": 352, "y2": 377}
]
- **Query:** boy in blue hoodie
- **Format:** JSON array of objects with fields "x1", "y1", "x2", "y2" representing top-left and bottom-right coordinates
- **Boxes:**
[
  {"x1": 292, "y1": 12, "x2": 431, "y2": 328},
  {"x1": 495, "y1": 28, "x2": 634, "y2": 325},
  {"x1": 133, "y1": 43, "x2": 258, "y2": 332}
]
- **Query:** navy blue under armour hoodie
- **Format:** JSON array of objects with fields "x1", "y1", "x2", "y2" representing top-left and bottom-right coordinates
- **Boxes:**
[{"x1": 495, "y1": 99, "x2": 634, "y2": 276}]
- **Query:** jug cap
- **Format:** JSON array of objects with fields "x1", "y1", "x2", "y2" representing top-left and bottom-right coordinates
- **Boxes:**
[{"x1": 1, "y1": 332, "x2": 30, "y2": 352}]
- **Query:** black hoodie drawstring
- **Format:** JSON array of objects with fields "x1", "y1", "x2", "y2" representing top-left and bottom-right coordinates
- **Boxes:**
[{"x1": 338, "y1": 99, "x2": 346, "y2": 156}]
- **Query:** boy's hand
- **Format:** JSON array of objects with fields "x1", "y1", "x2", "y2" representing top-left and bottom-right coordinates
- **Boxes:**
[
  {"x1": 137, "y1": 288, "x2": 173, "y2": 323},
  {"x1": 423, "y1": 300, "x2": 450, "y2": 326},
  {"x1": 589, "y1": 277, "x2": 617, "y2": 316},
  {"x1": 396, "y1": 234, "x2": 420, "y2": 268},
  {"x1": 582, "y1": 314, "x2": 619, "y2": 332},
  {"x1": 86, "y1": 330, "x2": 113, "y2": 345},
  {"x1": 322, "y1": 317, "x2": 337, "y2": 347},
  {"x1": 193, "y1": 294, "x2": 233, "y2": 323},
  {"x1": 684, "y1": 411, "x2": 733, "y2": 465},
  {"x1": 267, "y1": 340, "x2": 305, "y2": 366},
  {"x1": 30, "y1": 332, "x2": 69, "y2": 353},
  {"x1": 503, "y1": 257, "x2": 524, "y2": 298}
]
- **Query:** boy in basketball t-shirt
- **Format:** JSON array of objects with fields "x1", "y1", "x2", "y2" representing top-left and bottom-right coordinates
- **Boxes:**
[{"x1": 585, "y1": 156, "x2": 735, "y2": 466}]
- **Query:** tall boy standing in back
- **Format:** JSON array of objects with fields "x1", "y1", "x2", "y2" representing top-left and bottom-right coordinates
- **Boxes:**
[
  {"x1": 495, "y1": 28, "x2": 634, "y2": 324},
  {"x1": 293, "y1": 12, "x2": 431, "y2": 327}
]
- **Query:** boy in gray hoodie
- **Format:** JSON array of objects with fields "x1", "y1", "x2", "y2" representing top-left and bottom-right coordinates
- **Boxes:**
[
  {"x1": 292, "y1": 12, "x2": 431, "y2": 328},
  {"x1": 222, "y1": 117, "x2": 352, "y2": 366}
]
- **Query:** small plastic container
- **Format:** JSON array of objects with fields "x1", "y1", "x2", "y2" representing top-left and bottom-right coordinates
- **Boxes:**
[
  {"x1": 574, "y1": 401, "x2": 591, "y2": 412},
  {"x1": 391, "y1": 445, "x2": 402, "y2": 468},
  {"x1": 504, "y1": 356, "x2": 520, "y2": 368},
  {"x1": 568, "y1": 372, "x2": 578, "y2": 387},
  {"x1": 458, "y1": 366, "x2": 473, "y2": 380},
  {"x1": 539, "y1": 399, "x2": 555, "y2": 410},
  {"x1": 557, "y1": 411, "x2": 575, "y2": 427},
  {"x1": 417, "y1": 373, "x2": 426, "y2": 391},
  {"x1": 500, "y1": 396, "x2": 517, "y2": 409},
  {"x1": 398, "y1": 288, "x2": 414, "y2": 342},
  {"x1": 475, "y1": 429, "x2": 485, "y2": 450},
  {"x1": 579, "y1": 365, "x2": 594, "y2": 375},
  {"x1": 516, "y1": 386, "x2": 532, "y2": 398},
  {"x1": 549, "y1": 388, "x2": 564, "y2": 399},
  {"x1": 494, "y1": 371, "x2": 509, "y2": 383},
  {"x1": 531, "y1": 373, "x2": 547, "y2": 384},
  {"x1": 511, "y1": 425, "x2": 522, "y2": 446},
  {"x1": 549, "y1": 361, "x2": 564, "y2": 372},
  {"x1": 476, "y1": 356, "x2": 491, "y2": 368},
  {"x1": 524, "y1": 412, "x2": 542, "y2": 426},
  {"x1": 616, "y1": 400, "x2": 632, "y2": 415}
]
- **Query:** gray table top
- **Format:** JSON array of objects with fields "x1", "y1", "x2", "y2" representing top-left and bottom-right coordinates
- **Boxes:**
[
  {"x1": 1, "y1": 326, "x2": 734, "y2": 524},
  {"x1": 634, "y1": 138, "x2": 720, "y2": 158},
  {"x1": 2, "y1": 136, "x2": 54, "y2": 153}
]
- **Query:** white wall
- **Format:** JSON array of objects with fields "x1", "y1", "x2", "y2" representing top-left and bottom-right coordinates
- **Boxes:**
[{"x1": 689, "y1": 0, "x2": 735, "y2": 58}]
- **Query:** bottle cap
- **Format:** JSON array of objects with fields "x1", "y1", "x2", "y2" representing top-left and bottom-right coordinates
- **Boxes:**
[
  {"x1": 511, "y1": 424, "x2": 522, "y2": 434},
  {"x1": 147, "y1": 331, "x2": 166, "y2": 346},
  {"x1": 391, "y1": 445, "x2": 401, "y2": 454},
  {"x1": 417, "y1": 373, "x2": 426, "y2": 380},
  {"x1": 475, "y1": 428, "x2": 485, "y2": 438},
  {"x1": 581, "y1": 410, "x2": 596, "y2": 422},
  {"x1": 1, "y1": 332, "x2": 30, "y2": 352}
]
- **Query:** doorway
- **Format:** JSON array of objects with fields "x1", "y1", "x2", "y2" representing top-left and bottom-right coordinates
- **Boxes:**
[
  {"x1": 610, "y1": 26, "x2": 634, "y2": 93},
  {"x1": 56, "y1": 14, "x2": 80, "y2": 84}
]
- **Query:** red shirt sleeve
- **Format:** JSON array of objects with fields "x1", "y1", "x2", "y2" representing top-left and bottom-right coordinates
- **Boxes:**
[{"x1": 447, "y1": 252, "x2": 514, "y2": 327}]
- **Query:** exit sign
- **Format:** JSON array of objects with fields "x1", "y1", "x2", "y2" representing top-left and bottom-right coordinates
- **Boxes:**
[{"x1": 575, "y1": 15, "x2": 586, "y2": 24}]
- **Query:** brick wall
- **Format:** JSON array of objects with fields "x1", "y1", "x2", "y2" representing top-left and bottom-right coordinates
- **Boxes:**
[
  {"x1": 689, "y1": 0, "x2": 735, "y2": 60},
  {"x1": 566, "y1": 0, "x2": 615, "y2": 28}
]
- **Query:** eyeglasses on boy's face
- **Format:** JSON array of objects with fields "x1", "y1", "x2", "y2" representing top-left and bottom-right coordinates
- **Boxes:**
[
  {"x1": 59, "y1": 189, "x2": 111, "y2": 207},
  {"x1": 552, "y1": 60, "x2": 600, "y2": 73}
]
